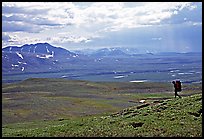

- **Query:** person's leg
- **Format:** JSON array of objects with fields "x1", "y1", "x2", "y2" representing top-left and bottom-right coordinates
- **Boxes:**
[
  {"x1": 175, "y1": 90, "x2": 177, "y2": 98},
  {"x1": 178, "y1": 92, "x2": 182, "y2": 98}
]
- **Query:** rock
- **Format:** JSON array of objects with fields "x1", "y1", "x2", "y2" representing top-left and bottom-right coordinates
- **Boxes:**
[
  {"x1": 153, "y1": 100, "x2": 164, "y2": 103},
  {"x1": 188, "y1": 112, "x2": 200, "y2": 117},
  {"x1": 158, "y1": 106, "x2": 168, "y2": 110},
  {"x1": 129, "y1": 122, "x2": 144, "y2": 128},
  {"x1": 137, "y1": 103, "x2": 150, "y2": 109},
  {"x1": 58, "y1": 118, "x2": 64, "y2": 121},
  {"x1": 180, "y1": 122, "x2": 185, "y2": 125},
  {"x1": 197, "y1": 108, "x2": 202, "y2": 114},
  {"x1": 139, "y1": 100, "x2": 146, "y2": 103}
]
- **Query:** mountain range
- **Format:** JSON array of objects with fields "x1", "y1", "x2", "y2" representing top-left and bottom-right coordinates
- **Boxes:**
[
  {"x1": 2, "y1": 43, "x2": 141, "y2": 74},
  {"x1": 2, "y1": 43, "x2": 85, "y2": 74},
  {"x1": 2, "y1": 42, "x2": 201, "y2": 77}
]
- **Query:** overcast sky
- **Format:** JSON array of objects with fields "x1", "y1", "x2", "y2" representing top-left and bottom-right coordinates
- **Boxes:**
[{"x1": 2, "y1": 2, "x2": 202, "y2": 52}]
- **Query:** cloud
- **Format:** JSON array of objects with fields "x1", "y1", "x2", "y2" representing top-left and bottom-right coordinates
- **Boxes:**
[
  {"x1": 75, "y1": 2, "x2": 198, "y2": 32},
  {"x1": 2, "y1": 2, "x2": 198, "y2": 33},
  {"x1": 2, "y1": 2, "x2": 201, "y2": 52},
  {"x1": 2, "y1": 2, "x2": 76, "y2": 33},
  {"x1": 50, "y1": 36, "x2": 89, "y2": 43},
  {"x1": 184, "y1": 21, "x2": 202, "y2": 26},
  {"x1": 2, "y1": 4, "x2": 48, "y2": 15},
  {"x1": 46, "y1": 34, "x2": 97, "y2": 45},
  {"x1": 2, "y1": 21, "x2": 42, "y2": 33},
  {"x1": 2, "y1": 34, "x2": 44, "y2": 46},
  {"x1": 2, "y1": 14, "x2": 63, "y2": 27},
  {"x1": 2, "y1": 32, "x2": 11, "y2": 41},
  {"x1": 152, "y1": 37, "x2": 162, "y2": 41}
]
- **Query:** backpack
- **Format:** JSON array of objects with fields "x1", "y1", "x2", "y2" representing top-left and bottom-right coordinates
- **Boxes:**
[{"x1": 176, "y1": 80, "x2": 182, "y2": 92}]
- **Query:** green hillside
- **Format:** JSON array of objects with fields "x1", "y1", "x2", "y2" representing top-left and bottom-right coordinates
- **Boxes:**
[{"x1": 2, "y1": 78, "x2": 202, "y2": 137}]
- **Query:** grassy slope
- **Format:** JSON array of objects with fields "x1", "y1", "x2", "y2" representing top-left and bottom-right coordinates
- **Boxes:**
[
  {"x1": 2, "y1": 78, "x2": 202, "y2": 137},
  {"x1": 2, "y1": 94, "x2": 202, "y2": 137}
]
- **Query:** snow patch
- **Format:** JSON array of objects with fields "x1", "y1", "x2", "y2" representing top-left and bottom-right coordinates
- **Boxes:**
[
  {"x1": 130, "y1": 80, "x2": 147, "y2": 83},
  {"x1": 139, "y1": 100, "x2": 146, "y2": 103},
  {"x1": 178, "y1": 72, "x2": 193, "y2": 75},
  {"x1": 94, "y1": 58, "x2": 103, "y2": 62},
  {"x1": 21, "y1": 67, "x2": 25, "y2": 71},
  {"x1": 16, "y1": 52, "x2": 24, "y2": 59},
  {"x1": 46, "y1": 46, "x2": 50, "y2": 53},
  {"x1": 114, "y1": 75, "x2": 125, "y2": 79},
  {"x1": 34, "y1": 46, "x2": 37, "y2": 53},
  {"x1": 73, "y1": 54, "x2": 78, "y2": 58},
  {"x1": 18, "y1": 61, "x2": 27, "y2": 65},
  {"x1": 61, "y1": 75, "x2": 67, "y2": 78},
  {"x1": 36, "y1": 55, "x2": 46, "y2": 59},
  {"x1": 170, "y1": 70, "x2": 180, "y2": 73},
  {"x1": 29, "y1": 46, "x2": 31, "y2": 53},
  {"x1": 12, "y1": 64, "x2": 19, "y2": 67},
  {"x1": 4, "y1": 55, "x2": 8, "y2": 59},
  {"x1": 36, "y1": 51, "x2": 54, "y2": 59}
]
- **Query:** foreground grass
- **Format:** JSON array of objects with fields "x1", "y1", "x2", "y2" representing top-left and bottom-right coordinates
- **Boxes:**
[{"x1": 2, "y1": 93, "x2": 202, "y2": 137}]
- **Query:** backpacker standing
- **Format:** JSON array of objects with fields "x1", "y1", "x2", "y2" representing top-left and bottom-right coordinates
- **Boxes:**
[{"x1": 172, "y1": 80, "x2": 182, "y2": 98}]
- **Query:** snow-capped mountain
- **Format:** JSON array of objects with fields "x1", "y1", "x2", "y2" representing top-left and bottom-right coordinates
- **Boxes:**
[
  {"x1": 90, "y1": 48, "x2": 129, "y2": 57},
  {"x1": 2, "y1": 43, "x2": 81, "y2": 73},
  {"x1": 2, "y1": 43, "x2": 156, "y2": 75},
  {"x1": 2, "y1": 42, "x2": 76, "y2": 56},
  {"x1": 75, "y1": 47, "x2": 148, "y2": 56}
]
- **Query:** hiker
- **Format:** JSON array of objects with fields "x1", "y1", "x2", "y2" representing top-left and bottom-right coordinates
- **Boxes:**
[{"x1": 172, "y1": 80, "x2": 182, "y2": 98}]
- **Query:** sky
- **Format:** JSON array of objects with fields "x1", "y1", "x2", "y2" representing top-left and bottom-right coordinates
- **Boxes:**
[{"x1": 2, "y1": 2, "x2": 202, "y2": 52}]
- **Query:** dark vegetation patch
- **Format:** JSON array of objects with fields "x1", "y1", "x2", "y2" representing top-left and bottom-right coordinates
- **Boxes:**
[
  {"x1": 137, "y1": 103, "x2": 150, "y2": 109},
  {"x1": 188, "y1": 109, "x2": 202, "y2": 117},
  {"x1": 129, "y1": 122, "x2": 144, "y2": 128}
]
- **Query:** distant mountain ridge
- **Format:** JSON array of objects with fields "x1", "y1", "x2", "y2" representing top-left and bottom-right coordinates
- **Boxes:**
[
  {"x1": 2, "y1": 43, "x2": 75, "y2": 56},
  {"x1": 2, "y1": 43, "x2": 81, "y2": 74},
  {"x1": 91, "y1": 48, "x2": 129, "y2": 57},
  {"x1": 2, "y1": 42, "x2": 202, "y2": 77}
]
